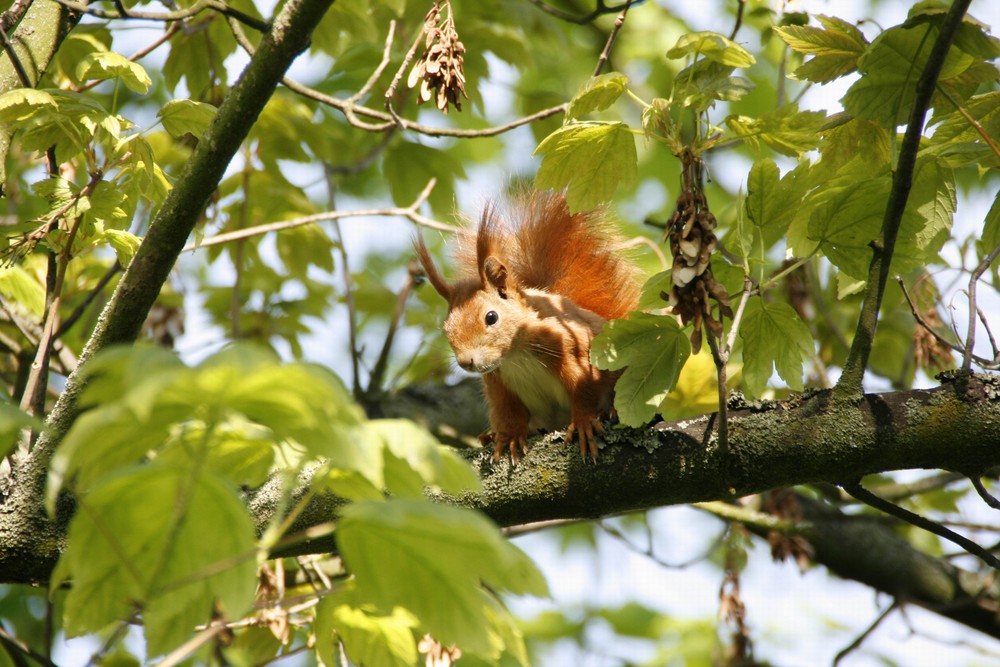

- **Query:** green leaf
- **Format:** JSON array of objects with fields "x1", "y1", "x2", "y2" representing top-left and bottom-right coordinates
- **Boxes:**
[
  {"x1": 157, "y1": 417, "x2": 277, "y2": 489},
  {"x1": 739, "y1": 298, "x2": 813, "y2": 397},
  {"x1": 666, "y1": 31, "x2": 756, "y2": 67},
  {"x1": 0, "y1": 88, "x2": 57, "y2": 124},
  {"x1": 893, "y1": 155, "x2": 955, "y2": 272},
  {"x1": 316, "y1": 583, "x2": 419, "y2": 667},
  {"x1": 672, "y1": 59, "x2": 752, "y2": 112},
  {"x1": 931, "y1": 92, "x2": 1000, "y2": 144},
  {"x1": 87, "y1": 182, "x2": 129, "y2": 229},
  {"x1": 0, "y1": 403, "x2": 40, "y2": 458},
  {"x1": 337, "y1": 499, "x2": 548, "y2": 655},
  {"x1": 566, "y1": 72, "x2": 629, "y2": 119},
  {"x1": 744, "y1": 159, "x2": 806, "y2": 249},
  {"x1": 367, "y1": 419, "x2": 481, "y2": 497},
  {"x1": 981, "y1": 189, "x2": 1000, "y2": 253},
  {"x1": 75, "y1": 52, "x2": 152, "y2": 94},
  {"x1": 56, "y1": 465, "x2": 257, "y2": 657},
  {"x1": 100, "y1": 229, "x2": 141, "y2": 267},
  {"x1": 383, "y1": 142, "x2": 465, "y2": 215},
  {"x1": 534, "y1": 122, "x2": 637, "y2": 212},
  {"x1": 725, "y1": 105, "x2": 826, "y2": 156},
  {"x1": 590, "y1": 313, "x2": 691, "y2": 426},
  {"x1": 843, "y1": 23, "x2": 974, "y2": 127},
  {"x1": 158, "y1": 99, "x2": 218, "y2": 140},
  {"x1": 0, "y1": 265, "x2": 45, "y2": 319},
  {"x1": 774, "y1": 15, "x2": 868, "y2": 83}
]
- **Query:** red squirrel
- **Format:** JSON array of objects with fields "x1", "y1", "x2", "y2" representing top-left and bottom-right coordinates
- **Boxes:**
[{"x1": 416, "y1": 190, "x2": 640, "y2": 460}]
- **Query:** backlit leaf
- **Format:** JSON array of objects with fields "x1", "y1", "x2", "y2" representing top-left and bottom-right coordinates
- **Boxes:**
[
  {"x1": 75, "y1": 52, "x2": 152, "y2": 94},
  {"x1": 337, "y1": 500, "x2": 548, "y2": 655},
  {"x1": 591, "y1": 313, "x2": 691, "y2": 426},
  {"x1": 567, "y1": 72, "x2": 630, "y2": 119},
  {"x1": 775, "y1": 15, "x2": 868, "y2": 83},
  {"x1": 534, "y1": 122, "x2": 637, "y2": 212},
  {"x1": 666, "y1": 31, "x2": 756, "y2": 67},
  {"x1": 158, "y1": 99, "x2": 218, "y2": 140},
  {"x1": 739, "y1": 298, "x2": 813, "y2": 397}
]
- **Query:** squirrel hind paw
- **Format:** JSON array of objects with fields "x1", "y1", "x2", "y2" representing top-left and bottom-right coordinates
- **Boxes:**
[
  {"x1": 488, "y1": 433, "x2": 529, "y2": 463},
  {"x1": 565, "y1": 417, "x2": 604, "y2": 461}
]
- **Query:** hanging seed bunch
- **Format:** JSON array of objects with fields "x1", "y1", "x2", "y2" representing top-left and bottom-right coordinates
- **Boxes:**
[
  {"x1": 661, "y1": 188, "x2": 733, "y2": 353},
  {"x1": 407, "y1": 0, "x2": 468, "y2": 114}
]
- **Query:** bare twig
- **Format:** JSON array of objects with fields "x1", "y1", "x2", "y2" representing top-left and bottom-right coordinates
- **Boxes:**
[
  {"x1": 617, "y1": 235, "x2": 668, "y2": 271},
  {"x1": 728, "y1": 0, "x2": 747, "y2": 41},
  {"x1": 365, "y1": 261, "x2": 420, "y2": 398},
  {"x1": 936, "y1": 83, "x2": 1000, "y2": 161},
  {"x1": 964, "y1": 239, "x2": 1000, "y2": 370},
  {"x1": 528, "y1": 0, "x2": 645, "y2": 25},
  {"x1": 226, "y1": 17, "x2": 567, "y2": 138},
  {"x1": 383, "y1": 16, "x2": 426, "y2": 126},
  {"x1": 832, "y1": 601, "x2": 898, "y2": 667},
  {"x1": 53, "y1": 0, "x2": 270, "y2": 32},
  {"x1": 182, "y1": 180, "x2": 453, "y2": 253},
  {"x1": 971, "y1": 476, "x2": 1000, "y2": 511},
  {"x1": 0, "y1": 625, "x2": 59, "y2": 667},
  {"x1": 592, "y1": 0, "x2": 633, "y2": 77},
  {"x1": 0, "y1": 22, "x2": 32, "y2": 87},
  {"x1": 600, "y1": 518, "x2": 727, "y2": 569},
  {"x1": 836, "y1": 0, "x2": 972, "y2": 397},
  {"x1": 54, "y1": 263, "x2": 121, "y2": 340},
  {"x1": 842, "y1": 480, "x2": 1000, "y2": 570}
]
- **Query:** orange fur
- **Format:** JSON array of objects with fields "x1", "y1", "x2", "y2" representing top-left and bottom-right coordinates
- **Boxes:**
[{"x1": 416, "y1": 190, "x2": 641, "y2": 460}]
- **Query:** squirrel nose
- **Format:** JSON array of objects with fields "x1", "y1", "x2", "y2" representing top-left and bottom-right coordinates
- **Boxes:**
[{"x1": 456, "y1": 353, "x2": 475, "y2": 371}]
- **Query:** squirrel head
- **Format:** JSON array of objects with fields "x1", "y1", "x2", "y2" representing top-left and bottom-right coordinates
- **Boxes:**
[{"x1": 416, "y1": 234, "x2": 533, "y2": 374}]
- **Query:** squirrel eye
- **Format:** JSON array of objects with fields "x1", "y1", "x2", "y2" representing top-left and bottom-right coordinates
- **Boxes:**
[{"x1": 484, "y1": 310, "x2": 499, "y2": 326}]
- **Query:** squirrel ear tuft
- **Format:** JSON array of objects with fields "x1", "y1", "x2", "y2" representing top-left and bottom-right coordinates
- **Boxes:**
[
  {"x1": 482, "y1": 256, "x2": 510, "y2": 298},
  {"x1": 414, "y1": 234, "x2": 452, "y2": 300}
]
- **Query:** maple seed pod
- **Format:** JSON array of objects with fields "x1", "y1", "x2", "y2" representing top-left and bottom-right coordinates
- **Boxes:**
[
  {"x1": 663, "y1": 189, "x2": 732, "y2": 353},
  {"x1": 407, "y1": 0, "x2": 469, "y2": 114}
]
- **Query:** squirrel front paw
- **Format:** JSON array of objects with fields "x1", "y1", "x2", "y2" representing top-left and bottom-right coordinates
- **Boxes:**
[
  {"x1": 482, "y1": 431, "x2": 529, "y2": 463},
  {"x1": 565, "y1": 415, "x2": 604, "y2": 460}
]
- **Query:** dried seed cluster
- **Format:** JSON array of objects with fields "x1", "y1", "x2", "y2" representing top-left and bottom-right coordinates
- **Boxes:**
[
  {"x1": 407, "y1": 0, "x2": 468, "y2": 114},
  {"x1": 662, "y1": 189, "x2": 732, "y2": 353}
]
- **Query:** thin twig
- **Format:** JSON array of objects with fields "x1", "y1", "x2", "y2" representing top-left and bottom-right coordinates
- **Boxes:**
[
  {"x1": 53, "y1": 0, "x2": 270, "y2": 32},
  {"x1": 964, "y1": 239, "x2": 1000, "y2": 370},
  {"x1": 384, "y1": 15, "x2": 426, "y2": 125},
  {"x1": 842, "y1": 480, "x2": 1000, "y2": 570},
  {"x1": 936, "y1": 83, "x2": 1000, "y2": 161},
  {"x1": 592, "y1": 0, "x2": 633, "y2": 77},
  {"x1": 728, "y1": 0, "x2": 747, "y2": 41},
  {"x1": 0, "y1": 22, "x2": 32, "y2": 87},
  {"x1": 0, "y1": 626, "x2": 60, "y2": 667},
  {"x1": 970, "y1": 476, "x2": 1000, "y2": 511},
  {"x1": 836, "y1": 0, "x2": 972, "y2": 397},
  {"x1": 153, "y1": 622, "x2": 228, "y2": 667},
  {"x1": 832, "y1": 601, "x2": 898, "y2": 667},
  {"x1": 54, "y1": 263, "x2": 121, "y2": 340},
  {"x1": 617, "y1": 235, "x2": 668, "y2": 270},
  {"x1": 528, "y1": 0, "x2": 645, "y2": 25},
  {"x1": 227, "y1": 17, "x2": 567, "y2": 138},
  {"x1": 365, "y1": 261, "x2": 420, "y2": 397},
  {"x1": 599, "y1": 519, "x2": 727, "y2": 569},
  {"x1": 976, "y1": 303, "x2": 999, "y2": 360},
  {"x1": 182, "y1": 180, "x2": 454, "y2": 252}
]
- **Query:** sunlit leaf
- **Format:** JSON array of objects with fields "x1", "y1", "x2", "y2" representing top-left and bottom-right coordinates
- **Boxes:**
[
  {"x1": 775, "y1": 15, "x2": 868, "y2": 83},
  {"x1": 337, "y1": 500, "x2": 548, "y2": 655},
  {"x1": 75, "y1": 52, "x2": 152, "y2": 94},
  {"x1": 739, "y1": 298, "x2": 813, "y2": 397},
  {"x1": 666, "y1": 31, "x2": 756, "y2": 67},
  {"x1": 534, "y1": 121, "x2": 637, "y2": 212},
  {"x1": 158, "y1": 99, "x2": 218, "y2": 140},
  {"x1": 55, "y1": 465, "x2": 257, "y2": 657},
  {"x1": 591, "y1": 313, "x2": 691, "y2": 426},
  {"x1": 566, "y1": 72, "x2": 629, "y2": 119}
]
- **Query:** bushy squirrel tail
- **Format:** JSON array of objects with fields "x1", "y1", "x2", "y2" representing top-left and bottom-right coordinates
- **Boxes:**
[{"x1": 455, "y1": 190, "x2": 640, "y2": 320}]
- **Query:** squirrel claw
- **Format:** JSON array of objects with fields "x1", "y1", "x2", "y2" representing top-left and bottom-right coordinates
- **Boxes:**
[
  {"x1": 566, "y1": 417, "x2": 603, "y2": 461},
  {"x1": 490, "y1": 434, "x2": 528, "y2": 463}
]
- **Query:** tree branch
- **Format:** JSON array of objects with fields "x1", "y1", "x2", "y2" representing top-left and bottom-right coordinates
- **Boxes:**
[{"x1": 836, "y1": 0, "x2": 972, "y2": 397}]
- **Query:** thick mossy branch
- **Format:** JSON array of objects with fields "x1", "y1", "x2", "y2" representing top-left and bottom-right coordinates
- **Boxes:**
[{"x1": 837, "y1": 0, "x2": 973, "y2": 396}]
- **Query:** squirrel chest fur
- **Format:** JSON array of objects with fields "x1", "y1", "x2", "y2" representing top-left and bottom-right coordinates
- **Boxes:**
[{"x1": 417, "y1": 191, "x2": 640, "y2": 460}]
